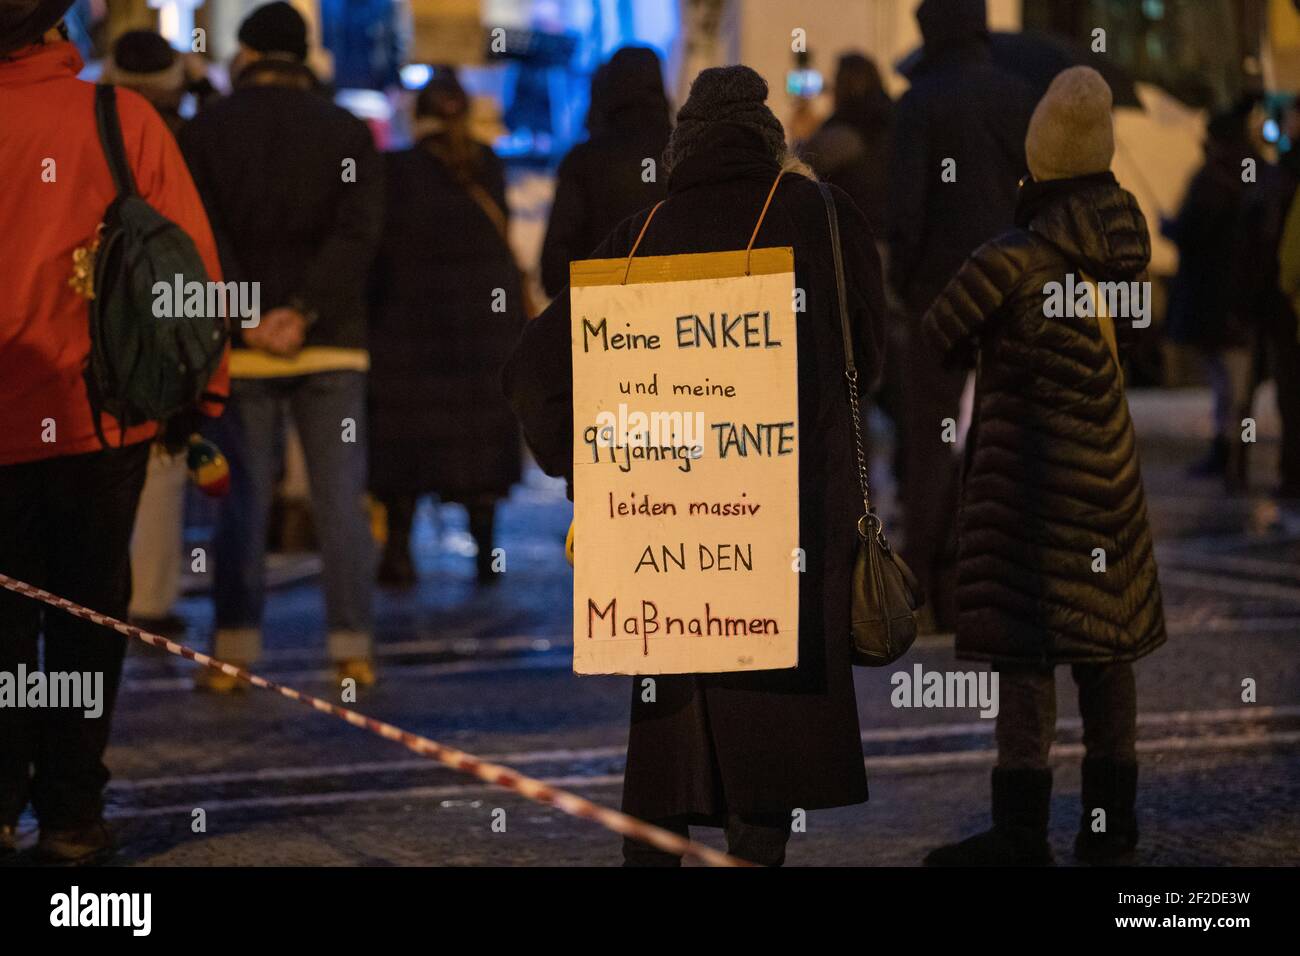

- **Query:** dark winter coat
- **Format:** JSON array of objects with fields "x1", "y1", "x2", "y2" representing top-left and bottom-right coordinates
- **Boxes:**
[
  {"x1": 1164, "y1": 143, "x2": 1257, "y2": 350},
  {"x1": 178, "y1": 59, "x2": 383, "y2": 351},
  {"x1": 539, "y1": 50, "x2": 671, "y2": 297},
  {"x1": 367, "y1": 141, "x2": 524, "y2": 500},
  {"x1": 887, "y1": 36, "x2": 1036, "y2": 315},
  {"x1": 504, "y1": 125, "x2": 885, "y2": 819},
  {"x1": 801, "y1": 97, "x2": 892, "y2": 232},
  {"x1": 1230, "y1": 153, "x2": 1299, "y2": 341},
  {"x1": 923, "y1": 177, "x2": 1167, "y2": 666},
  {"x1": 884, "y1": 22, "x2": 1037, "y2": 626}
]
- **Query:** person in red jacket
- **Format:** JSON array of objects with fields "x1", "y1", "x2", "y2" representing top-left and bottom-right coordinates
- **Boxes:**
[{"x1": 0, "y1": 1, "x2": 227, "y2": 864}]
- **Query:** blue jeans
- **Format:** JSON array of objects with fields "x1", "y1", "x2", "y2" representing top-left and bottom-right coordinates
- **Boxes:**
[{"x1": 206, "y1": 371, "x2": 373, "y2": 662}]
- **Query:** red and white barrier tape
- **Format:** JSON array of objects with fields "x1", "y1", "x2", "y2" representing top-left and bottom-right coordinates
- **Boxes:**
[{"x1": 0, "y1": 572, "x2": 746, "y2": 867}]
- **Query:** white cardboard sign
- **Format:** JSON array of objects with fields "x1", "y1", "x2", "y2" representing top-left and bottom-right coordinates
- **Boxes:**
[{"x1": 569, "y1": 247, "x2": 799, "y2": 675}]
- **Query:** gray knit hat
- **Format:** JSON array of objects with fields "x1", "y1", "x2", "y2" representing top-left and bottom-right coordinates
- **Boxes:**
[
  {"x1": 1025, "y1": 66, "x2": 1115, "y2": 182},
  {"x1": 664, "y1": 65, "x2": 786, "y2": 172}
]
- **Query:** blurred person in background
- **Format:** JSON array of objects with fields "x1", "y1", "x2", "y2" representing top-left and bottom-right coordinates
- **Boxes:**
[
  {"x1": 539, "y1": 45, "x2": 671, "y2": 299},
  {"x1": 0, "y1": 0, "x2": 225, "y2": 862},
  {"x1": 102, "y1": 28, "x2": 213, "y2": 638},
  {"x1": 368, "y1": 69, "x2": 525, "y2": 588},
  {"x1": 179, "y1": 1, "x2": 383, "y2": 690},
  {"x1": 102, "y1": 28, "x2": 216, "y2": 135},
  {"x1": 885, "y1": 0, "x2": 1036, "y2": 630},
  {"x1": 799, "y1": 51, "x2": 896, "y2": 472},
  {"x1": 1260, "y1": 98, "x2": 1300, "y2": 503},
  {"x1": 1163, "y1": 97, "x2": 1263, "y2": 490},
  {"x1": 798, "y1": 52, "x2": 892, "y2": 233}
]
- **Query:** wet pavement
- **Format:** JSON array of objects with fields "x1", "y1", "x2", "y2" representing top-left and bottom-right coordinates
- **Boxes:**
[{"x1": 10, "y1": 388, "x2": 1299, "y2": 866}]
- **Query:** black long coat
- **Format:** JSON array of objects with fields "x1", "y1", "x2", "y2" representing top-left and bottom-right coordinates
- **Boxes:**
[
  {"x1": 1164, "y1": 145, "x2": 1255, "y2": 350},
  {"x1": 368, "y1": 143, "x2": 524, "y2": 500},
  {"x1": 884, "y1": 34, "x2": 1036, "y2": 619},
  {"x1": 504, "y1": 127, "x2": 885, "y2": 820},
  {"x1": 886, "y1": 38, "x2": 1035, "y2": 317},
  {"x1": 923, "y1": 179, "x2": 1167, "y2": 666}
]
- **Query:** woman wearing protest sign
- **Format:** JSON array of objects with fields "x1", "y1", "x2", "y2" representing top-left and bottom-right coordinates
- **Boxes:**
[{"x1": 505, "y1": 65, "x2": 885, "y2": 866}]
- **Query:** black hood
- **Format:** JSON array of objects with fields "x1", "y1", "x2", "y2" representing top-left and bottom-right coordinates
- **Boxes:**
[
  {"x1": 587, "y1": 46, "x2": 670, "y2": 137},
  {"x1": 1027, "y1": 180, "x2": 1151, "y2": 281},
  {"x1": 917, "y1": 0, "x2": 988, "y2": 56},
  {"x1": 667, "y1": 123, "x2": 780, "y2": 195}
]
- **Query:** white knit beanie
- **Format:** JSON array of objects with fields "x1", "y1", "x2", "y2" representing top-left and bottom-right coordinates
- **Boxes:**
[{"x1": 1025, "y1": 66, "x2": 1115, "y2": 182}]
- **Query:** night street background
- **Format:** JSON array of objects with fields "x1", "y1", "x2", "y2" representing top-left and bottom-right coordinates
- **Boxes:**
[{"x1": 13, "y1": 389, "x2": 1297, "y2": 866}]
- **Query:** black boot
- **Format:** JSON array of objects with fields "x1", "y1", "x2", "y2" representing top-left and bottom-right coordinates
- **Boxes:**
[
  {"x1": 36, "y1": 820, "x2": 116, "y2": 866},
  {"x1": 924, "y1": 767, "x2": 1054, "y2": 866},
  {"x1": 1074, "y1": 758, "x2": 1138, "y2": 864}
]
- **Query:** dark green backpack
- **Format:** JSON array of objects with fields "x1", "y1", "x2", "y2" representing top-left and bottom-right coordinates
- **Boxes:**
[{"x1": 86, "y1": 84, "x2": 228, "y2": 446}]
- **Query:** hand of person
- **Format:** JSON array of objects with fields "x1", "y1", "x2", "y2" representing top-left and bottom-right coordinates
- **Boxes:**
[{"x1": 243, "y1": 308, "x2": 307, "y2": 357}]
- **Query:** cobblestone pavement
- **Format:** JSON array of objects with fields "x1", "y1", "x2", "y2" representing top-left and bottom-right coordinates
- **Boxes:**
[{"x1": 9, "y1": 389, "x2": 1299, "y2": 866}]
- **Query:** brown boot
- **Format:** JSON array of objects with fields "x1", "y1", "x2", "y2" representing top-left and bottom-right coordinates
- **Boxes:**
[{"x1": 37, "y1": 819, "x2": 116, "y2": 865}]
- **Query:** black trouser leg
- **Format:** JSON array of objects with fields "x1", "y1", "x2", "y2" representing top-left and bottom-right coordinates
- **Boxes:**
[
  {"x1": 994, "y1": 665, "x2": 1056, "y2": 769},
  {"x1": 1072, "y1": 662, "x2": 1137, "y2": 762},
  {"x1": 1272, "y1": 320, "x2": 1300, "y2": 496},
  {"x1": 0, "y1": 460, "x2": 48, "y2": 828},
  {"x1": 6, "y1": 446, "x2": 147, "y2": 830},
  {"x1": 381, "y1": 494, "x2": 416, "y2": 560},
  {"x1": 468, "y1": 499, "x2": 497, "y2": 581},
  {"x1": 899, "y1": 327, "x2": 965, "y2": 630},
  {"x1": 622, "y1": 816, "x2": 689, "y2": 867},
  {"x1": 377, "y1": 493, "x2": 417, "y2": 587},
  {"x1": 724, "y1": 811, "x2": 792, "y2": 867}
]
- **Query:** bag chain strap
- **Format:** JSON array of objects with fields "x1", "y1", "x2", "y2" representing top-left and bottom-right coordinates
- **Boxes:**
[
  {"x1": 819, "y1": 183, "x2": 878, "y2": 533},
  {"x1": 844, "y1": 366, "x2": 875, "y2": 527}
]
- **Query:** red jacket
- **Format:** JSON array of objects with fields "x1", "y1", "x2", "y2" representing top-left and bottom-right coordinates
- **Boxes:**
[{"x1": 0, "y1": 41, "x2": 228, "y2": 466}]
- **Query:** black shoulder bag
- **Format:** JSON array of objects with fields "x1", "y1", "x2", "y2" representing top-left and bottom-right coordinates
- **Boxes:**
[{"x1": 818, "y1": 182, "x2": 924, "y2": 666}]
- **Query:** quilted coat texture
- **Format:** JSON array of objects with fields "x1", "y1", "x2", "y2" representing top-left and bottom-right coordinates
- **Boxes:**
[{"x1": 923, "y1": 180, "x2": 1166, "y2": 665}]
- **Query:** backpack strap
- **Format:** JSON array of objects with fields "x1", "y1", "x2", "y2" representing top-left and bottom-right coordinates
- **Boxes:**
[{"x1": 94, "y1": 84, "x2": 137, "y2": 198}]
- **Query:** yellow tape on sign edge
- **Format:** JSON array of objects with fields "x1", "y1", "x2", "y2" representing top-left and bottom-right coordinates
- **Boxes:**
[{"x1": 570, "y1": 247, "x2": 795, "y2": 288}]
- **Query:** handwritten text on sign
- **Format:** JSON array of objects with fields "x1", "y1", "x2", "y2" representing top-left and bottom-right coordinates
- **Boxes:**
[{"x1": 570, "y1": 248, "x2": 799, "y2": 675}]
